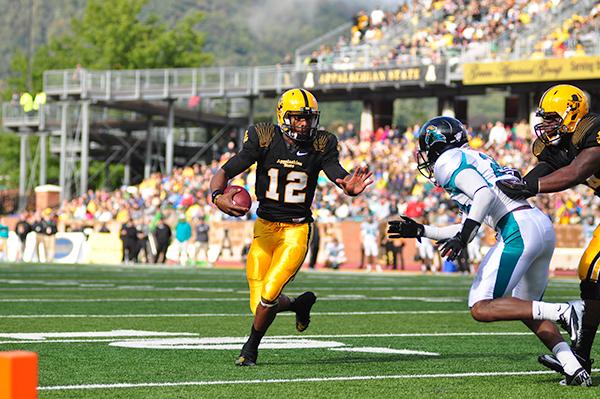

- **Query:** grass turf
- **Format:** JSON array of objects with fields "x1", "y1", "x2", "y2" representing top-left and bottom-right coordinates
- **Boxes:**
[{"x1": 0, "y1": 263, "x2": 596, "y2": 398}]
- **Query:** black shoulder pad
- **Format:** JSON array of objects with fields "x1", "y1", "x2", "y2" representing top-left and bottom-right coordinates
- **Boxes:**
[
  {"x1": 254, "y1": 122, "x2": 275, "y2": 148},
  {"x1": 572, "y1": 113, "x2": 600, "y2": 150},
  {"x1": 312, "y1": 130, "x2": 333, "y2": 152}
]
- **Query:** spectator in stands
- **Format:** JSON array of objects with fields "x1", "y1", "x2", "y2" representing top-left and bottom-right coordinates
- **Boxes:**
[
  {"x1": 361, "y1": 214, "x2": 382, "y2": 273},
  {"x1": 120, "y1": 218, "x2": 139, "y2": 264},
  {"x1": 417, "y1": 236, "x2": 437, "y2": 274},
  {"x1": 241, "y1": 238, "x2": 251, "y2": 265},
  {"x1": 15, "y1": 213, "x2": 31, "y2": 262},
  {"x1": 383, "y1": 235, "x2": 404, "y2": 271},
  {"x1": 154, "y1": 216, "x2": 171, "y2": 264},
  {"x1": 192, "y1": 216, "x2": 210, "y2": 267},
  {"x1": 31, "y1": 213, "x2": 46, "y2": 262},
  {"x1": 43, "y1": 212, "x2": 58, "y2": 263},
  {"x1": 136, "y1": 219, "x2": 151, "y2": 263},
  {"x1": 174, "y1": 214, "x2": 192, "y2": 265},
  {"x1": 324, "y1": 236, "x2": 346, "y2": 270},
  {"x1": 486, "y1": 121, "x2": 508, "y2": 149},
  {"x1": 0, "y1": 218, "x2": 8, "y2": 261}
]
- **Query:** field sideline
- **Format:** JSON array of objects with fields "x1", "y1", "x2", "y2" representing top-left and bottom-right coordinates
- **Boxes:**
[{"x1": 0, "y1": 263, "x2": 597, "y2": 398}]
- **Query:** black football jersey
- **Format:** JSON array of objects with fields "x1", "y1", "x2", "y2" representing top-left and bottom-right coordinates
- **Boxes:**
[
  {"x1": 533, "y1": 113, "x2": 600, "y2": 195},
  {"x1": 222, "y1": 123, "x2": 348, "y2": 223}
]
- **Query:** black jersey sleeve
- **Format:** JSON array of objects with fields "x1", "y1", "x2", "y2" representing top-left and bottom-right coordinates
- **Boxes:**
[
  {"x1": 321, "y1": 133, "x2": 349, "y2": 184},
  {"x1": 221, "y1": 126, "x2": 260, "y2": 179}
]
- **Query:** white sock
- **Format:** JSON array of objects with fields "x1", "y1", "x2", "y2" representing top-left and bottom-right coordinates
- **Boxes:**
[
  {"x1": 531, "y1": 301, "x2": 568, "y2": 321},
  {"x1": 552, "y1": 341, "x2": 581, "y2": 376}
]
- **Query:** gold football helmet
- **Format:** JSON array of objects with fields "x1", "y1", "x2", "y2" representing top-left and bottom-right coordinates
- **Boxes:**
[
  {"x1": 276, "y1": 88, "x2": 320, "y2": 142},
  {"x1": 535, "y1": 84, "x2": 589, "y2": 145}
]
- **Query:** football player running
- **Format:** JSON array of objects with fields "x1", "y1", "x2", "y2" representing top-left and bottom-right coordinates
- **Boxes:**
[
  {"x1": 388, "y1": 116, "x2": 591, "y2": 386},
  {"x1": 210, "y1": 88, "x2": 373, "y2": 366},
  {"x1": 497, "y1": 84, "x2": 600, "y2": 381}
]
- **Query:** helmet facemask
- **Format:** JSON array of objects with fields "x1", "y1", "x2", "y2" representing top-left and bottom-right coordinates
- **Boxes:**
[
  {"x1": 416, "y1": 116, "x2": 469, "y2": 182},
  {"x1": 417, "y1": 137, "x2": 447, "y2": 181},
  {"x1": 416, "y1": 148, "x2": 435, "y2": 180},
  {"x1": 534, "y1": 107, "x2": 569, "y2": 145},
  {"x1": 281, "y1": 109, "x2": 320, "y2": 143}
]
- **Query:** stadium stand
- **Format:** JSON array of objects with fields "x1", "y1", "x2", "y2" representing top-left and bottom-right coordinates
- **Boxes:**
[{"x1": 303, "y1": 0, "x2": 599, "y2": 69}]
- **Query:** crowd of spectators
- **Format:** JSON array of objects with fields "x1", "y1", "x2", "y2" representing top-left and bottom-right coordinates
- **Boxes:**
[
  {"x1": 530, "y1": 4, "x2": 600, "y2": 59},
  {"x1": 11, "y1": 116, "x2": 598, "y2": 268},
  {"x1": 49, "y1": 118, "x2": 597, "y2": 232},
  {"x1": 305, "y1": 0, "x2": 596, "y2": 70}
]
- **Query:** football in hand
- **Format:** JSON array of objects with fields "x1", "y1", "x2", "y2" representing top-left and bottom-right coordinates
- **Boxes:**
[{"x1": 224, "y1": 185, "x2": 252, "y2": 209}]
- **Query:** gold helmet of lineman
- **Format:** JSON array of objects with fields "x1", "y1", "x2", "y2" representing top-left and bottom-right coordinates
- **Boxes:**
[
  {"x1": 534, "y1": 84, "x2": 589, "y2": 145},
  {"x1": 276, "y1": 88, "x2": 320, "y2": 142}
]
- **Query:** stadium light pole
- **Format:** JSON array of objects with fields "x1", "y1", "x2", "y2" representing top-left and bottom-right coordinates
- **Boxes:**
[
  {"x1": 165, "y1": 100, "x2": 174, "y2": 176},
  {"x1": 80, "y1": 100, "x2": 89, "y2": 196},
  {"x1": 144, "y1": 118, "x2": 153, "y2": 179},
  {"x1": 59, "y1": 102, "x2": 68, "y2": 201},
  {"x1": 18, "y1": 131, "x2": 29, "y2": 210},
  {"x1": 39, "y1": 132, "x2": 46, "y2": 186}
]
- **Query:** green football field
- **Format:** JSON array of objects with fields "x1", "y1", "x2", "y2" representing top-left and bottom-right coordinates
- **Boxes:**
[{"x1": 0, "y1": 263, "x2": 597, "y2": 398}]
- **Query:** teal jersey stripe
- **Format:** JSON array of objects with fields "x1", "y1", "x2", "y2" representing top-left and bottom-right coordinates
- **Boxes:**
[
  {"x1": 493, "y1": 213, "x2": 524, "y2": 298},
  {"x1": 443, "y1": 152, "x2": 491, "y2": 194}
]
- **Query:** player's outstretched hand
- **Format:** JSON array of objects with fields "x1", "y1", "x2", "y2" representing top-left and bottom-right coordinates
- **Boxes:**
[
  {"x1": 437, "y1": 234, "x2": 464, "y2": 262},
  {"x1": 387, "y1": 216, "x2": 424, "y2": 240},
  {"x1": 336, "y1": 166, "x2": 373, "y2": 196},
  {"x1": 496, "y1": 178, "x2": 537, "y2": 200},
  {"x1": 214, "y1": 188, "x2": 250, "y2": 217}
]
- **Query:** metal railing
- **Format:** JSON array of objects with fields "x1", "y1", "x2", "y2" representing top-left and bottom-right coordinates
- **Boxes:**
[
  {"x1": 2, "y1": 103, "x2": 41, "y2": 128},
  {"x1": 43, "y1": 64, "x2": 300, "y2": 101}
]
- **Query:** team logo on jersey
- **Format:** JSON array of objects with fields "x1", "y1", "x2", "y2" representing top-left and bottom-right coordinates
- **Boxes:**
[
  {"x1": 424, "y1": 125, "x2": 446, "y2": 146},
  {"x1": 596, "y1": 131, "x2": 600, "y2": 144},
  {"x1": 243, "y1": 130, "x2": 249, "y2": 143},
  {"x1": 277, "y1": 159, "x2": 303, "y2": 168}
]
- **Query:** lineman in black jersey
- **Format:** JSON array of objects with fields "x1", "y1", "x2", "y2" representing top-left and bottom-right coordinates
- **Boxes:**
[
  {"x1": 498, "y1": 84, "x2": 600, "y2": 385},
  {"x1": 210, "y1": 88, "x2": 373, "y2": 366}
]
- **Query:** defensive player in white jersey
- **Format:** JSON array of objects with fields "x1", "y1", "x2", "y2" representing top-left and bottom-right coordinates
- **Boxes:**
[{"x1": 388, "y1": 116, "x2": 591, "y2": 386}]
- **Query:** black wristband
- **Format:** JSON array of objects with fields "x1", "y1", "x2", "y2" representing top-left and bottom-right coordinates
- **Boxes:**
[
  {"x1": 459, "y1": 218, "x2": 481, "y2": 245},
  {"x1": 523, "y1": 174, "x2": 540, "y2": 195},
  {"x1": 211, "y1": 189, "x2": 224, "y2": 204}
]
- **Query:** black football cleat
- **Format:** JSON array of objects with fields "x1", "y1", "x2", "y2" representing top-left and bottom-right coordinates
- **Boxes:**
[
  {"x1": 235, "y1": 342, "x2": 257, "y2": 367},
  {"x1": 235, "y1": 353, "x2": 257, "y2": 367},
  {"x1": 560, "y1": 367, "x2": 592, "y2": 387},
  {"x1": 538, "y1": 352, "x2": 593, "y2": 374},
  {"x1": 294, "y1": 291, "x2": 317, "y2": 332},
  {"x1": 557, "y1": 300, "x2": 584, "y2": 344}
]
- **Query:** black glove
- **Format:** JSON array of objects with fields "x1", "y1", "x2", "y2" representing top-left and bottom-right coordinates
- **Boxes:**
[
  {"x1": 387, "y1": 216, "x2": 424, "y2": 241},
  {"x1": 437, "y1": 218, "x2": 481, "y2": 262},
  {"x1": 437, "y1": 234, "x2": 464, "y2": 262},
  {"x1": 496, "y1": 176, "x2": 538, "y2": 200}
]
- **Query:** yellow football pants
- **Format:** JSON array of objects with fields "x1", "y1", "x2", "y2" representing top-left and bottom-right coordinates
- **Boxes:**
[
  {"x1": 579, "y1": 223, "x2": 600, "y2": 282},
  {"x1": 246, "y1": 217, "x2": 313, "y2": 314}
]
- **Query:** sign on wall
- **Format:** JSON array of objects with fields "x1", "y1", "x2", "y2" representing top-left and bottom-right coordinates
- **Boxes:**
[
  {"x1": 302, "y1": 64, "x2": 446, "y2": 89},
  {"x1": 463, "y1": 56, "x2": 600, "y2": 85}
]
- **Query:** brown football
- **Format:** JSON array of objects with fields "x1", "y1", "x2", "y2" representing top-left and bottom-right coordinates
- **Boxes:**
[{"x1": 224, "y1": 185, "x2": 252, "y2": 209}]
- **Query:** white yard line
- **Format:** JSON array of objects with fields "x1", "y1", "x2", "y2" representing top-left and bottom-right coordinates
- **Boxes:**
[
  {"x1": 0, "y1": 310, "x2": 469, "y2": 318},
  {"x1": 39, "y1": 369, "x2": 598, "y2": 391},
  {"x1": 0, "y1": 331, "x2": 534, "y2": 345},
  {"x1": 0, "y1": 296, "x2": 464, "y2": 302}
]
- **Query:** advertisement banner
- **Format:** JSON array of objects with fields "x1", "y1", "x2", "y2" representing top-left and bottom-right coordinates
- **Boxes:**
[
  {"x1": 463, "y1": 56, "x2": 600, "y2": 85},
  {"x1": 301, "y1": 64, "x2": 445, "y2": 89},
  {"x1": 85, "y1": 232, "x2": 122, "y2": 265},
  {"x1": 53, "y1": 233, "x2": 86, "y2": 263}
]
